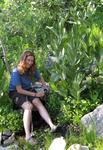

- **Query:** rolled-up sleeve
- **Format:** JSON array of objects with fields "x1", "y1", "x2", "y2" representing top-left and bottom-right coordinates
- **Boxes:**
[{"x1": 9, "y1": 69, "x2": 21, "y2": 91}]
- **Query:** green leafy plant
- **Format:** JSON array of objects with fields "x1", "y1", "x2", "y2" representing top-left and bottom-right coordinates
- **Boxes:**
[{"x1": 0, "y1": 101, "x2": 23, "y2": 132}]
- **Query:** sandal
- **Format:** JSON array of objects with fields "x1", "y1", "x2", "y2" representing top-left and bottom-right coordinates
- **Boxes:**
[{"x1": 26, "y1": 136, "x2": 37, "y2": 145}]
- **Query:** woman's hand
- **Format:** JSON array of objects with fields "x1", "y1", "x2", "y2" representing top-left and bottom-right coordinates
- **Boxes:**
[{"x1": 35, "y1": 92, "x2": 45, "y2": 97}]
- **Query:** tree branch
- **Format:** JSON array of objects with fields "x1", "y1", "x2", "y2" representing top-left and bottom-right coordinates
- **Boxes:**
[{"x1": 0, "y1": 39, "x2": 11, "y2": 74}]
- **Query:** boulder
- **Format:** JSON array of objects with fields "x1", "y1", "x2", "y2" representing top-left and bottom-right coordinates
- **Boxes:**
[{"x1": 81, "y1": 104, "x2": 103, "y2": 137}]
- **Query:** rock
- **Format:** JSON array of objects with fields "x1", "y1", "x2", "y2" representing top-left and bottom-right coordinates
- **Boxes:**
[
  {"x1": 67, "y1": 144, "x2": 89, "y2": 150},
  {"x1": 49, "y1": 136, "x2": 66, "y2": 150},
  {"x1": 6, "y1": 144, "x2": 19, "y2": 150},
  {"x1": 0, "y1": 144, "x2": 19, "y2": 150},
  {"x1": 3, "y1": 133, "x2": 15, "y2": 147},
  {"x1": 81, "y1": 104, "x2": 103, "y2": 137},
  {"x1": 0, "y1": 146, "x2": 8, "y2": 150}
]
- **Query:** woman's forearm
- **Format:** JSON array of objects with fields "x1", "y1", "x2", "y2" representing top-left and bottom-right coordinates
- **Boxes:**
[{"x1": 16, "y1": 86, "x2": 36, "y2": 97}]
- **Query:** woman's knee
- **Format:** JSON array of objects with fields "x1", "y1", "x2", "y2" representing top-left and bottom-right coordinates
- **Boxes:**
[
  {"x1": 32, "y1": 98, "x2": 43, "y2": 107},
  {"x1": 22, "y1": 101, "x2": 33, "y2": 110}
]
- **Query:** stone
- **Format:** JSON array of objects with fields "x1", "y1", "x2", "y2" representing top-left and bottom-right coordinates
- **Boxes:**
[
  {"x1": 67, "y1": 144, "x2": 89, "y2": 150},
  {"x1": 0, "y1": 146, "x2": 8, "y2": 150},
  {"x1": 49, "y1": 136, "x2": 66, "y2": 150},
  {"x1": 81, "y1": 104, "x2": 103, "y2": 137},
  {"x1": 0, "y1": 144, "x2": 18, "y2": 150}
]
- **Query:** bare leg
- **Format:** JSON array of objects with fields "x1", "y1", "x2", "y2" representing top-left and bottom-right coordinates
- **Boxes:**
[
  {"x1": 21, "y1": 101, "x2": 33, "y2": 140},
  {"x1": 32, "y1": 98, "x2": 56, "y2": 130}
]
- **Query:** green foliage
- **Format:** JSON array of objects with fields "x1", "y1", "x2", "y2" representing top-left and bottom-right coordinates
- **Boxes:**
[
  {"x1": 95, "y1": 139, "x2": 103, "y2": 150},
  {"x1": 46, "y1": 92, "x2": 62, "y2": 120},
  {"x1": 65, "y1": 124, "x2": 97, "y2": 149},
  {"x1": 0, "y1": 96, "x2": 23, "y2": 132},
  {"x1": 0, "y1": 2, "x2": 103, "y2": 149},
  {"x1": 56, "y1": 96, "x2": 100, "y2": 125},
  {"x1": 81, "y1": 125, "x2": 97, "y2": 145}
]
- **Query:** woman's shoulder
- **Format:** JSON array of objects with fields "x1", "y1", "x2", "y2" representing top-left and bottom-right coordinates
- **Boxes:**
[{"x1": 12, "y1": 67, "x2": 19, "y2": 74}]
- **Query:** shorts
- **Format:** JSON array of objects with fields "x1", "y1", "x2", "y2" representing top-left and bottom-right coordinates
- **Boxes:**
[{"x1": 9, "y1": 89, "x2": 37, "y2": 108}]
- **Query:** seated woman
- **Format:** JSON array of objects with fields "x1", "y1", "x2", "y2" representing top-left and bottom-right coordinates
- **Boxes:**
[{"x1": 9, "y1": 50, "x2": 57, "y2": 144}]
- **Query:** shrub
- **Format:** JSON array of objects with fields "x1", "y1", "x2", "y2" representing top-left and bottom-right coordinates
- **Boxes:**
[{"x1": 0, "y1": 103, "x2": 23, "y2": 132}]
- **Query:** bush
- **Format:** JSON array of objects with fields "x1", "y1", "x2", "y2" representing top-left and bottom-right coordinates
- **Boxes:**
[{"x1": 0, "y1": 103, "x2": 23, "y2": 132}]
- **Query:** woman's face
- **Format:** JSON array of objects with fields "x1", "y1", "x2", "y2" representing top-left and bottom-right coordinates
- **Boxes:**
[{"x1": 25, "y1": 55, "x2": 34, "y2": 69}]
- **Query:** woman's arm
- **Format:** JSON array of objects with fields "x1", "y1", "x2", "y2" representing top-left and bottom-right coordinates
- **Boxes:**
[{"x1": 16, "y1": 85, "x2": 44, "y2": 97}]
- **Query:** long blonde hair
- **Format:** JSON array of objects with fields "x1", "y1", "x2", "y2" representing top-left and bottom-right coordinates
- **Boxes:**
[{"x1": 17, "y1": 50, "x2": 36, "y2": 75}]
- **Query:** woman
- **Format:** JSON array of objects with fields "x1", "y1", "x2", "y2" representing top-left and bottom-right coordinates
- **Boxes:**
[{"x1": 9, "y1": 50, "x2": 57, "y2": 144}]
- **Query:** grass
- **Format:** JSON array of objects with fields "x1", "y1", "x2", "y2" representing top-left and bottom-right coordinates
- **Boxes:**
[
  {"x1": 16, "y1": 128, "x2": 55, "y2": 150},
  {"x1": 14, "y1": 123, "x2": 101, "y2": 150},
  {"x1": 2, "y1": 123, "x2": 103, "y2": 150}
]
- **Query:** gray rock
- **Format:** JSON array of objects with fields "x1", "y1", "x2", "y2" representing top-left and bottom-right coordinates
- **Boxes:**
[
  {"x1": 0, "y1": 146, "x2": 8, "y2": 150},
  {"x1": 0, "y1": 144, "x2": 19, "y2": 150},
  {"x1": 67, "y1": 144, "x2": 89, "y2": 150},
  {"x1": 7, "y1": 144, "x2": 19, "y2": 150},
  {"x1": 81, "y1": 104, "x2": 103, "y2": 137}
]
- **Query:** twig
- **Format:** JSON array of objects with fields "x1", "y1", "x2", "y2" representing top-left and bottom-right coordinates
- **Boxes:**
[{"x1": 0, "y1": 39, "x2": 11, "y2": 74}]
